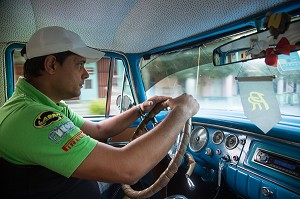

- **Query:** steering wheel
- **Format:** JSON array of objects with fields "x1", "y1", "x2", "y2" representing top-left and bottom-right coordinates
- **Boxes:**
[{"x1": 122, "y1": 101, "x2": 192, "y2": 199}]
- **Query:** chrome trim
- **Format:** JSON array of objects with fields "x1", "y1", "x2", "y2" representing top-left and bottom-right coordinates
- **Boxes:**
[
  {"x1": 236, "y1": 165, "x2": 300, "y2": 195},
  {"x1": 193, "y1": 121, "x2": 300, "y2": 147},
  {"x1": 251, "y1": 148, "x2": 300, "y2": 180},
  {"x1": 189, "y1": 126, "x2": 208, "y2": 152}
]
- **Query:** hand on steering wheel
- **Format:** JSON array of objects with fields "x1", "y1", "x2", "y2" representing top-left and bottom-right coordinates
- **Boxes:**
[{"x1": 122, "y1": 100, "x2": 192, "y2": 199}]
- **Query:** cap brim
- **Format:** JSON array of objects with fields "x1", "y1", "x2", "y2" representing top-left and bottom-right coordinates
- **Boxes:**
[{"x1": 71, "y1": 47, "x2": 105, "y2": 63}]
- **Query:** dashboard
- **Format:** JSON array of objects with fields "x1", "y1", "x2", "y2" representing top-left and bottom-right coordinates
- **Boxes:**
[{"x1": 186, "y1": 111, "x2": 300, "y2": 199}]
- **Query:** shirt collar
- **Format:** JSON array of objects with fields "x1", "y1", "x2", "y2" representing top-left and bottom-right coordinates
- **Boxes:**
[{"x1": 14, "y1": 77, "x2": 66, "y2": 110}]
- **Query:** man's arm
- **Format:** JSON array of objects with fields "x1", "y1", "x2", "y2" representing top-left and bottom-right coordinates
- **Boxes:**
[
  {"x1": 72, "y1": 94, "x2": 199, "y2": 185},
  {"x1": 80, "y1": 96, "x2": 170, "y2": 142}
]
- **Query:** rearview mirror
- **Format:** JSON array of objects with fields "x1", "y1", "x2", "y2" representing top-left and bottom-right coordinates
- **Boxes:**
[{"x1": 213, "y1": 20, "x2": 300, "y2": 66}]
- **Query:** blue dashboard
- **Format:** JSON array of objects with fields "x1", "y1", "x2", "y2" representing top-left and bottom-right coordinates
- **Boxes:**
[{"x1": 185, "y1": 110, "x2": 300, "y2": 198}]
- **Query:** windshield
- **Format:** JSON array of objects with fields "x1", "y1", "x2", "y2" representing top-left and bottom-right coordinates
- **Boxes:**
[{"x1": 140, "y1": 39, "x2": 300, "y2": 117}]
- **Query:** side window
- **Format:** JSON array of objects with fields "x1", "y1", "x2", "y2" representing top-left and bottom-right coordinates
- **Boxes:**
[
  {"x1": 109, "y1": 58, "x2": 133, "y2": 115},
  {"x1": 13, "y1": 49, "x2": 25, "y2": 85},
  {"x1": 12, "y1": 48, "x2": 132, "y2": 117}
]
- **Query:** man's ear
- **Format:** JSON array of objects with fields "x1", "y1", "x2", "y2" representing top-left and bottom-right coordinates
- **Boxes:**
[{"x1": 44, "y1": 55, "x2": 57, "y2": 74}]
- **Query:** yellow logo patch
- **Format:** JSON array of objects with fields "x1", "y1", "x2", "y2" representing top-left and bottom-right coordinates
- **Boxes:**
[
  {"x1": 248, "y1": 92, "x2": 270, "y2": 111},
  {"x1": 34, "y1": 111, "x2": 64, "y2": 128}
]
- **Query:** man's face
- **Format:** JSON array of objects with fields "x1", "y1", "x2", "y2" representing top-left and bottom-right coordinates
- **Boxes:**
[{"x1": 53, "y1": 54, "x2": 89, "y2": 100}]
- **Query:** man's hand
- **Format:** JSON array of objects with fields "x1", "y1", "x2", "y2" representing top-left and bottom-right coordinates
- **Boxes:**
[
  {"x1": 166, "y1": 93, "x2": 200, "y2": 117},
  {"x1": 140, "y1": 94, "x2": 199, "y2": 118},
  {"x1": 139, "y1": 96, "x2": 171, "y2": 113}
]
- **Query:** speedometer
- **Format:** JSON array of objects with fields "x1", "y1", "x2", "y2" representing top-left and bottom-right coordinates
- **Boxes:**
[{"x1": 189, "y1": 126, "x2": 208, "y2": 152}]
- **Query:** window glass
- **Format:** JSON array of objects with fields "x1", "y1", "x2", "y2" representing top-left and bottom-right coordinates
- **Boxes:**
[
  {"x1": 13, "y1": 49, "x2": 25, "y2": 85},
  {"x1": 72, "y1": 59, "x2": 109, "y2": 116},
  {"x1": 141, "y1": 44, "x2": 300, "y2": 117},
  {"x1": 12, "y1": 49, "x2": 132, "y2": 116},
  {"x1": 110, "y1": 59, "x2": 133, "y2": 115}
]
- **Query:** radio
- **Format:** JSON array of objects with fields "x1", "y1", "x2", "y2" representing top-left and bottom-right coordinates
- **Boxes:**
[{"x1": 253, "y1": 148, "x2": 300, "y2": 179}]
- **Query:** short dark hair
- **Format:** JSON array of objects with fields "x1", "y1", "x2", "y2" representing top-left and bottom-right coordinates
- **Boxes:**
[{"x1": 21, "y1": 46, "x2": 77, "y2": 78}]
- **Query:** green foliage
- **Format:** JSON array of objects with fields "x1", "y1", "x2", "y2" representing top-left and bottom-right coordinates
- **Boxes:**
[{"x1": 89, "y1": 98, "x2": 106, "y2": 115}]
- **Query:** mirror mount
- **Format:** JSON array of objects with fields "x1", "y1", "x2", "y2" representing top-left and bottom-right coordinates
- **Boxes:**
[{"x1": 254, "y1": 19, "x2": 263, "y2": 32}]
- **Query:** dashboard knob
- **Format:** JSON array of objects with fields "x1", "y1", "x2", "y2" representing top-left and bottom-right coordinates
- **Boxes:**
[
  {"x1": 240, "y1": 139, "x2": 246, "y2": 145},
  {"x1": 256, "y1": 151, "x2": 269, "y2": 163},
  {"x1": 233, "y1": 155, "x2": 239, "y2": 161},
  {"x1": 205, "y1": 148, "x2": 213, "y2": 156},
  {"x1": 222, "y1": 154, "x2": 230, "y2": 162},
  {"x1": 261, "y1": 187, "x2": 273, "y2": 197}
]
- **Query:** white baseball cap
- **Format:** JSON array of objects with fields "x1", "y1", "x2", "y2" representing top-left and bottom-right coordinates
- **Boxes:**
[{"x1": 26, "y1": 26, "x2": 104, "y2": 63}]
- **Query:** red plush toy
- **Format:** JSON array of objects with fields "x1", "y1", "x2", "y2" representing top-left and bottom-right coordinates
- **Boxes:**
[{"x1": 265, "y1": 37, "x2": 296, "y2": 66}]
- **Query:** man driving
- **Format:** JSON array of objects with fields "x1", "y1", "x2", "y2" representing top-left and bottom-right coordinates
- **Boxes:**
[{"x1": 0, "y1": 26, "x2": 200, "y2": 198}]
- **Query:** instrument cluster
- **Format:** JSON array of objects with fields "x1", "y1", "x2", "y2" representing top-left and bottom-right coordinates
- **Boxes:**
[
  {"x1": 188, "y1": 125, "x2": 246, "y2": 165},
  {"x1": 189, "y1": 127, "x2": 243, "y2": 151}
]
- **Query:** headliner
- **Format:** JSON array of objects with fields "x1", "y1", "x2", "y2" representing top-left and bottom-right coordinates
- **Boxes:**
[{"x1": 0, "y1": 0, "x2": 289, "y2": 53}]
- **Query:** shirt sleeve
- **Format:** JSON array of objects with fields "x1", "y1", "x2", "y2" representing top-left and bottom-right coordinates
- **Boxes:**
[
  {"x1": 5, "y1": 104, "x2": 97, "y2": 177},
  {"x1": 58, "y1": 100, "x2": 86, "y2": 128}
]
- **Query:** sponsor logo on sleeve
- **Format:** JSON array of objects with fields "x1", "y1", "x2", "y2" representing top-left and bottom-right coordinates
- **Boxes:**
[
  {"x1": 34, "y1": 111, "x2": 64, "y2": 128},
  {"x1": 49, "y1": 120, "x2": 76, "y2": 144},
  {"x1": 62, "y1": 131, "x2": 86, "y2": 152}
]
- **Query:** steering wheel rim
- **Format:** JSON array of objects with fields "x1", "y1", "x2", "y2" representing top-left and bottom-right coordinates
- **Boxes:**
[{"x1": 122, "y1": 101, "x2": 192, "y2": 199}]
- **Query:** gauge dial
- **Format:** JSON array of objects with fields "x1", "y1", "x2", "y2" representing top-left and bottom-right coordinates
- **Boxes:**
[
  {"x1": 189, "y1": 126, "x2": 208, "y2": 152},
  {"x1": 225, "y1": 134, "x2": 239, "y2": 150},
  {"x1": 212, "y1": 130, "x2": 224, "y2": 145}
]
